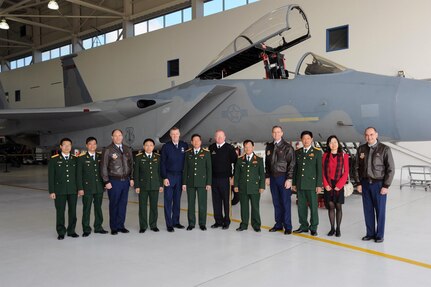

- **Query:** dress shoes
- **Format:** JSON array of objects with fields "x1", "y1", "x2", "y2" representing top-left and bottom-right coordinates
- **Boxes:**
[
  {"x1": 310, "y1": 230, "x2": 318, "y2": 236},
  {"x1": 236, "y1": 226, "x2": 247, "y2": 231},
  {"x1": 167, "y1": 227, "x2": 175, "y2": 232},
  {"x1": 293, "y1": 228, "x2": 308, "y2": 234},
  {"x1": 269, "y1": 226, "x2": 283, "y2": 232},
  {"x1": 174, "y1": 224, "x2": 185, "y2": 229},
  {"x1": 284, "y1": 229, "x2": 292, "y2": 235},
  {"x1": 82, "y1": 232, "x2": 91, "y2": 237},
  {"x1": 94, "y1": 229, "x2": 108, "y2": 234},
  {"x1": 327, "y1": 229, "x2": 335, "y2": 236},
  {"x1": 375, "y1": 237, "x2": 384, "y2": 243},
  {"x1": 222, "y1": 224, "x2": 229, "y2": 230},
  {"x1": 335, "y1": 229, "x2": 341, "y2": 237},
  {"x1": 186, "y1": 226, "x2": 195, "y2": 231},
  {"x1": 111, "y1": 230, "x2": 118, "y2": 235},
  {"x1": 362, "y1": 236, "x2": 374, "y2": 241},
  {"x1": 151, "y1": 227, "x2": 160, "y2": 232},
  {"x1": 253, "y1": 228, "x2": 261, "y2": 232},
  {"x1": 57, "y1": 235, "x2": 65, "y2": 240},
  {"x1": 67, "y1": 233, "x2": 79, "y2": 238},
  {"x1": 211, "y1": 223, "x2": 222, "y2": 229},
  {"x1": 200, "y1": 225, "x2": 207, "y2": 231},
  {"x1": 119, "y1": 228, "x2": 129, "y2": 233},
  {"x1": 139, "y1": 229, "x2": 146, "y2": 233}
]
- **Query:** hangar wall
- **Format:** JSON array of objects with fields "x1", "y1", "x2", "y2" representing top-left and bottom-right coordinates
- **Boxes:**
[{"x1": 1, "y1": 0, "x2": 431, "y2": 108}]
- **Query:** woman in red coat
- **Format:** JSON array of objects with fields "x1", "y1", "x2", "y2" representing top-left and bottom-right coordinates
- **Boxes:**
[{"x1": 322, "y1": 135, "x2": 349, "y2": 237}]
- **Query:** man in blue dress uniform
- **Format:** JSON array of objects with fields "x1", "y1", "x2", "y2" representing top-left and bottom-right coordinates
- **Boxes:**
[{"x1": 160, "y1": 127, "x2": 189, "y2": 232}]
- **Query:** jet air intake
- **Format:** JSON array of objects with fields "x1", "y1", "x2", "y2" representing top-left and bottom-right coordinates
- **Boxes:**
[{"x1": 137, "y1": 100, "x2": 156, "y2": 109}]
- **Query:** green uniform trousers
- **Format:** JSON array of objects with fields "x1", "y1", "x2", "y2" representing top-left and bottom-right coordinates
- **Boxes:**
[
  {"x1": 82, "y1": 193, "x2": 104, "y2": 233},
  {"x1": 297, "y1": 189, "x2": 319, "y2": 231},
  {"x1": 138, "y1": 190, "x2": 159, "y2": 230},
  {"x1": 54, "y1": 194, "x2": 77, "y2": 236},
  {"x1": 239, "y1": 192, "x2": 261, "y2": 230},
  {"x1": 187, "y1": 187, "x2": 207, "y2": 227}
]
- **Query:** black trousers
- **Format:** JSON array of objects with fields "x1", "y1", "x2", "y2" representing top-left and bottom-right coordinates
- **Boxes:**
[{"x1": 211, "y1": 177, "x2": 230, "y2": 226}]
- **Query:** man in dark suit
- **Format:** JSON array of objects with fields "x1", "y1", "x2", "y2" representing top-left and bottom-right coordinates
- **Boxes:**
[
  {"x1": 160, "y1": 127, "x2": 189, "y2": 232},
  {"x1": 208, "y1": 130, "x2": 237, "y2": 230},
  {"x1": 77, "y1": 137, "x2": 108, "y2": 237}
]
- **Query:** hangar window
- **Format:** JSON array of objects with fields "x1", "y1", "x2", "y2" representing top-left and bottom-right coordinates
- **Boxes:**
[
  {"x1": 204, "y1": 0, "x2": 223, "y2": 16},
  {"x1": 149, "y1": 16, "x2": 164, "y2": 32},
  {"x1": 15, "y1": 90, "x2": 21, "y2": 102},
  {"x1": 165, "y1": 11, "x2": 182, "y2": 27},
  {"x1": 167, "y1": 59, "x2": 180, "y2": 77},
  {"x1": 326, "y1": 25, "x2": 349, "y2": 52},
  {"x1": 183, "y1": 8, "x2": 192, "y2": 22},
  {"x1": 134, "y1": 21, "x2": 148, "y2": 36},
  {"x1": 225, "y1": 0, "x2": 247, "y2": 10}
]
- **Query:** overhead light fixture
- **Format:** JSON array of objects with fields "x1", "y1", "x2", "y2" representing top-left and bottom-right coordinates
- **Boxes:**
[
  {"x1": 0, "y1": 18, "x2": 9, "y2": 30},
  {"x1": 48, "y1": 0, "x2": 59, "y2": 10}
]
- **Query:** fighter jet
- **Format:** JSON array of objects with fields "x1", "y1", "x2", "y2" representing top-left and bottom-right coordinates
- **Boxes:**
[{"x1": 0, "y1": 4, "x2": 430, "y2": 149}]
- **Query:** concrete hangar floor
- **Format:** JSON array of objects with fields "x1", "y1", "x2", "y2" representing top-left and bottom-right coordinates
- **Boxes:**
[{"x1": 0, "y1": 164, "x2": 430, "y2": 287}]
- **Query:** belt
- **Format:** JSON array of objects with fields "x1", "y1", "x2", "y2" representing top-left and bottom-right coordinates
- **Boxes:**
[
  {"x1": 364, "y1": 178, "x2": 382, "y2": 184},
  {"x1": 109, "y1": 176, "x2": 130, "y2": 181}
]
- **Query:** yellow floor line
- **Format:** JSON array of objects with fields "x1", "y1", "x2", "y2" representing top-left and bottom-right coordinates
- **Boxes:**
[{"x1": 2, "y1": 182, "x2": 430, "y2": 269}]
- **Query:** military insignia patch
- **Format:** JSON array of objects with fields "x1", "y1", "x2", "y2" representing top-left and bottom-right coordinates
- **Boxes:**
[
  {"x1": 112, "y1": 153, "x2": 118, "y2": 160},
  {"x1": 252, "y1": 161, "x2": 258, "y2": 164},
  {"x1": 309, "y1": 153, "x2": 314, "y2": 157},
  {"x1": 181, "y1": 147, "x2": 185, "y2": 153},
  {"x1": 360, "y1": 153, "x2": 365, "y2": 159},
  {"x1": 212, "y1": 151, "x2": 216, "y2": 154}
]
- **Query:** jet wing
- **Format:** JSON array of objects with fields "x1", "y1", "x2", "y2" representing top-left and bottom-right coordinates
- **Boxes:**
[
  {"x1": 0, "y1": 107, "x2": 101, "y2": 120},
  {"x1": 197, "y1": 5, "x2": 310, "y2": 79}
]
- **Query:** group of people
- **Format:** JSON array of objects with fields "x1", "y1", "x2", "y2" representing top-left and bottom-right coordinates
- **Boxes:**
[{"x1": 48, "y1": 126, "x2": 395, "y2": 243}]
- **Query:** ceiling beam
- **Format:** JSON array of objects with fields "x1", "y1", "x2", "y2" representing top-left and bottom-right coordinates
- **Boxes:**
[
  {"x1": 0, "y1": 0, "x2": 33, "y2": 15},
  {"x1": 0, "y1": 37, "x2": 33, "y2": 46},
  {"x1": 3, "y1": 14, "x2": 122, "y2": 19},
  {"x1": 8, "y1": 16, "x2": 71, "y2": 33},
  {"x1": 65, "y1": 0, "x2": 124, "y2": 17}
]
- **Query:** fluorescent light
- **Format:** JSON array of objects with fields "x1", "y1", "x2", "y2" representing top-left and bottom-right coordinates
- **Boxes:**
[
  {"x1": 0, "y1": 19, "x2": 9, "y2": 30},
  {"x1": 48, "y1": 0, "x2": 59, "y2": 10}
]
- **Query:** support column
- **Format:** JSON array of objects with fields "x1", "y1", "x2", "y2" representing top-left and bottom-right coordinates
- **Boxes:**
[
  {"x1": 122, "y1": 0, "x2": 133, "y2": 38},
  {"x1": 192, "y1": 0, "x2": 204, "y2": 19},
  {"x1": 72, "y1": 3, "x2": 82, "y2": 53}
]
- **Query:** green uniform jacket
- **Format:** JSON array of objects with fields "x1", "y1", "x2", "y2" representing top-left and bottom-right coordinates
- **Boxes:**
[
  {"x1": 293, "y1": 147, "x2": 323, "y2": 190},
  {"x1": 134, "y1": 152, "x2": 163, "y2": 190},
  {"x1": 76, "y1": 152, "x2": 104, "y2": 194},
  {"x1": 182, "y1": 148, "x2": 212, "y2": 187},
  {"x1": 234, "y1": 154, "x2": 265, "y2": 194},
  {"x1": 48, "y1": 154, "x2": 78, "y2": 195}
]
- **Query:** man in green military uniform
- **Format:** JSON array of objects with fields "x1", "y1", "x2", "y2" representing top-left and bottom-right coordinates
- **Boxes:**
[
  {"x1": 234, "y1": 140, "x2": 265, "y2": 232},
  {"x1": 292, "y1": 131, "x2": 322, "y2": 236},
  {"x1": 77, "y1": 137, "x2": 108, "y2": 237},
  {"x1": 182, "y1": 134, "x2": 212, "y2": 231},
  {"x1": 134, "y1": 138, "x2": 163, "y2": 233},
  {"x1": 48, "y1": 138, "x2": 79, "y2": 240}
]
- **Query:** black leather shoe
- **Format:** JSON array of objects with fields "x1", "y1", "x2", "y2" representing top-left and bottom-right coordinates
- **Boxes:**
[
  {"x1": 139, "y1": 229, "x2": 146, "y2": 233},
  {"x1": 94, "y1": 229, "x2": 108, "y2": 234},
  {"x1": 236, "y1": 227, "x2": 247, "y2": 231},
  {"x1": 174, "y1": 224, "x2": 185, "y2": 229},
  {"x1": 253, "y1": 228, "x2": 261, "y2": 232},
  {"x1": 151, "y1": 227, "x2": 160, "y2": 232},
  {"x1": 200, "y1": 225, "x2": 207, "y2": 231},
  {"x1": 211, "y1": 223, "x2": 222, "y2": 229},
  {"x1": 82, "y1": 232, "x2": 90, "y2": 237},
  {"x1": 293, "y1": 228, "x2": 308, "y2": 233},
  {"x1": 375, "y1": 237, "x2": 384, "y2": 243},
  {"x1": 362, "y1": 236, "x2": 374, "y2": 241},
  {"x1": 310, "y1": 230, "x2": 318, "y2": 236},
  {"x1": 67, "y1": 233, "x2": 79, "y2": 238},
  {"x1": 57, "y1": 235, "x2": 65, "y2": 240},
  {"x1": 222, "y1": 224, "x2": 229, "y2": 230},
  {"x1": 335, "y1": 229, "x2": 341, "y2": 237},
  {"x1": 167, "y1": 227, "x2": 174, "y2": 232},
  {"x1": 269, "y1": 226, "x2": 283, "y2": 232},
  {"x1": 186, "y1": 226, "x2": 194, "y2": 231},
  {"x1": 119, "y1": 228, "x2": 129, "y2": 233},
  {"x1": 111, "y1": 230, "x2": 118, "y2": 235},
  {"x1": 284, "y1": 229, "x2": 292, "y2": 235},
  {"x1": 327, "y1": 229, "x2": 335, "y2": 236}
]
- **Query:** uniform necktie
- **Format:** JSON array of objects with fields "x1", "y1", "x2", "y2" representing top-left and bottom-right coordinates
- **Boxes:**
[
  {"x1": 119, "y1": 145, "x2": 123, "y2": 153},
  {"x1": 195, "y1": 150, "x2": 198, "y2": 155},
  {"x1": 65, "y1": 156, "x2": 69, "y2": 160},
  {"x1": 175, "y1": 144, "x2": 178, "y2": 149},
  {"x1": 92, "y1": 155, "x2": 95, "y2": 161},
  {"x1": 217, "y1": 145, "x2": 220, "y2": 149},
  {"x1": 148, "y1": 154, "x2": 151, "y2": 159},
  {"x1": 247, "y1": 155, "x2": 250, "y2": 163}
]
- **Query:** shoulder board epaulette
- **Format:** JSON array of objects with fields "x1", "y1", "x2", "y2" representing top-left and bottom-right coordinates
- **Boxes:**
[
  {"x1": 314, "y1": 147, "x2": 321, "y2": 151},
  {"x1": 186, "y1": 148, "x2": 193, "y2": 152},
  {"x1": 136, "y1": 152, "x2": 143, "y2": 157},
  {"x1": 79, "y1": 153, "x2": 87, "y2": 157},
  {"x1": 202, "y1": 148, "x2": 209, "y2": 152},
  {"x1": 254, "y1": 154, "x2": 262, "y2": 159},
  {"x1": 51, "y1": 154, "x2": 59, "y2": 158},
  {"x1": 97, "y1": 151, "x2": 102, "y2": 154},
  {"x1": 239, "y1": 153, "x2": 246, "y2": 159},
  {"x1": 154, "y1": 152, "x2": 160, "y2": 156}
]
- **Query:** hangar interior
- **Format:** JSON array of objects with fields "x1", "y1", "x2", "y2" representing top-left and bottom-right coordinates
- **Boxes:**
[{"x1": 1, "y1": 0, "x2": 431, "y2": 286}]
